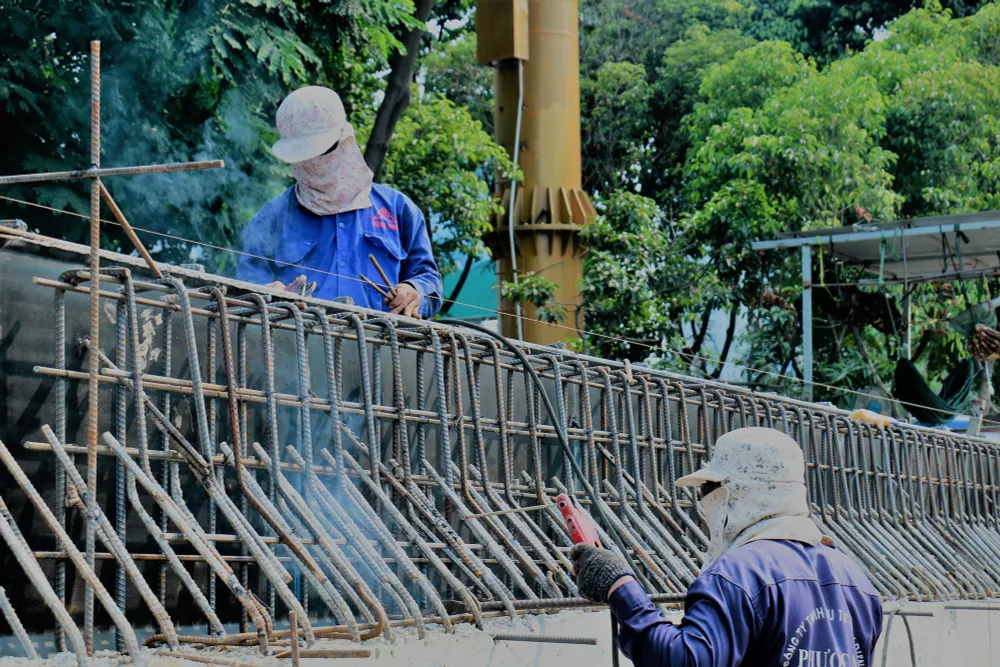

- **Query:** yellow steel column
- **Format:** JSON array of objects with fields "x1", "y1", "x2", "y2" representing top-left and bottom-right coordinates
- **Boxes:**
[{"x1": 479, "y1": 0, "x2": 595, "y2": 344}]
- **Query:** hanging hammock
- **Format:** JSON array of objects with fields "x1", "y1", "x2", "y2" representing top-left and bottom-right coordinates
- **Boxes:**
[{"x1": 893, "y1": 358, "x2": 976, "y2": 425}]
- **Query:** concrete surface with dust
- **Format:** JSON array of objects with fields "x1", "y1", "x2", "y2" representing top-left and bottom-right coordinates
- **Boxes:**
[{"x1": 3, "y1": 604, "x2": 1000, "y2": 666}]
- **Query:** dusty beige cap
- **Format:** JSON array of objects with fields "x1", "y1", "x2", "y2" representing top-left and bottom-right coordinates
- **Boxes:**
[
  {"x1": 675, "y1": 427, "x2": 805, "y2": 487},
  {"x1": 270, "y1": 86, "x2": 351, "y2": 164}
]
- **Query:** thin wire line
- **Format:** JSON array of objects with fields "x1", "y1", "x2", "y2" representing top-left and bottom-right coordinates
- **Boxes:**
[{"x1": 2, "y1": 192, "x2": 996, "y2": 428}]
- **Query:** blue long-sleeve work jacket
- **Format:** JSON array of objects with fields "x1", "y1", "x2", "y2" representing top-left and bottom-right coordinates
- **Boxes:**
[
  {"x1": 236, "y1": 184, "x2": 443, "y2": 318},
  {"x1": 609, "y1": 540, "x2": 883, "y2": 667}
]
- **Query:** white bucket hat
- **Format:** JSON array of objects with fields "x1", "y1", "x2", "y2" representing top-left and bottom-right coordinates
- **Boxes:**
[
  {"x1": 676, "y1": 427, "x2": 821, "y2": 566},
  {"x1": 271, "y1": 86, "x2": 351, "y2": 164},
  {"x1": 676, "y1": 427, "x2": 806, "y2": 487}
]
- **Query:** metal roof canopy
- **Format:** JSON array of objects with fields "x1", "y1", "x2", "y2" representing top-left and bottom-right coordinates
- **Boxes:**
[
  {"x1": 752, "y1": 210, "x2": 1000, "y2": 282},
  {"x1": 750, "y1": 210, "x2": 1000, "y2": 414}
]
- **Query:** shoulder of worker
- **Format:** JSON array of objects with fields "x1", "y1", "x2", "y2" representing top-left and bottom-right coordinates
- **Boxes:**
[
  {"x1": 700, "y1": 539, "x2": 881, "y2": 602},
  {"x1": 247, "y1": 187, "x2": 297, "y2": 231}
]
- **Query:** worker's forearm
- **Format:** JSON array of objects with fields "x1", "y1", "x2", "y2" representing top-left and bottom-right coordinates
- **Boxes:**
[
  {"x1": 608, "y1": 580, "x2": 681, "y2": 666},
  {"x1": 608, "y1": 575, "x2": 635, "y2": 598}
]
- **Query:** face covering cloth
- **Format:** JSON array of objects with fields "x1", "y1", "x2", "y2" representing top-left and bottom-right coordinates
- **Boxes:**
[
  {"x1": 699, "y1": 477, "x2": 823, "y2": 571},
  {"x1": 292, "y1": 128, "x2": 373, "y2": 216}
]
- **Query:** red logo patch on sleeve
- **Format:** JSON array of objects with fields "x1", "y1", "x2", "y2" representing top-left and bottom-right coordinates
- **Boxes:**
[{"x1": 372, "y1": 207, "x2": 398, "y2": 231}]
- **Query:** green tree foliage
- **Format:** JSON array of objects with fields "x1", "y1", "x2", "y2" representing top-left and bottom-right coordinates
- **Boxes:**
[
  {"x1": 581, "y1": 61, "x2": 653, "y2": 192},
  {"x1": 578, "y1": 1, "x2": 1000, "y2": 408},
  {"x1": 745, "y1": 0, "x2": 988, "y2": 63},
  {"x1": 650, "y1": 26, "x2": 756, "y2": 196},
  {"x1": 579, "y1": 0, "x2": 752, "y2": 75},
  {"x1": 680, "y1": 6, "x2": 1000, "y2": 398},
  {"x1": 0, "y1": 0, "x2": 499, "y2": 279},
  {"x1": 580, "y1": 192, "x2": 709, "y2": 362},
  {"x1": 422, "y1": 33, "x2": 493, "y2": 135},
  {"x1": 500, "y1": 273, "x2": 566, "y2": 324},
  {"x1": 579, "y1": 0, "x2": 754, "y2": 198}
]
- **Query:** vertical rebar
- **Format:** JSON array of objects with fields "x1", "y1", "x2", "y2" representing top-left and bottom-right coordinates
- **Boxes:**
[
  {"x1": 289, "y1": 611, "x2": 301, "y2": 667},
  {"x1": 207, "y1": 315, "x2": 218, "y2": 624},
  {"x1": 114, "y1": 299, "x2": 128, "y2": 652},
  {"x1": 237, "y1": 321, "x2": 250, "y2": 634},
  {"x1": 83, "y1": 39, "x2": 102, "y2": 655},
  {"x1": 53, "y1": 288, "x2": 68, "y2": 652},
  {"x1": 159, "y1": 309, "x2": 173, "y2": 606}
]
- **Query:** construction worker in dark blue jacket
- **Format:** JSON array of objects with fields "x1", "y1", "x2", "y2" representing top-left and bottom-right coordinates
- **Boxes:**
[
  {"x1": 571, "y1": 427, "x2": 883, "y2": 667},
  {"x1": 237, "y1": 86, "x2": 442, "y2": 319}
]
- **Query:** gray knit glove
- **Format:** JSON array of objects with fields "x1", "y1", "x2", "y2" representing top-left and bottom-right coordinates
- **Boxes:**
[{"x1": 570, "y1": 544, "x2": 633, "y2": 603}]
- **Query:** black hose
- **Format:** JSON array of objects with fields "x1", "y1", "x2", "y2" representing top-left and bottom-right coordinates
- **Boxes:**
[{"x1": 435, "y1": 319, "x2": 651, "y2": 585}]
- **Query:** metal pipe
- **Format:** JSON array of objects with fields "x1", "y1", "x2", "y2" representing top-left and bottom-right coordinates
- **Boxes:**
[
  {"x1": 802, "y1": 243, "x2": 814, "y2": 402},
  {"x1": 507, "y1": 57, "x2": 525, "y2": 341}
]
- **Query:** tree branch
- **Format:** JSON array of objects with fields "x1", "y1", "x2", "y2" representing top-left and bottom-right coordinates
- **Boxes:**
[
  {"x1": 363, "y1": 0, "x2": 434, "y2": 180},
  {"x1": 852, "y1": 326, "x2": 894, "y2": 397},
  {"x1": 911, "y1": 328, "x2": 934, "y2": 363},
  {"x1": 711, "y1": 308, "x2": 739, "y2": 380},
  {"x1": 439, "y1": 254, "x2": 475, "y2": 316},
  {"x1": 689, "y1": 302, "x2": 714, "y2": 358}
]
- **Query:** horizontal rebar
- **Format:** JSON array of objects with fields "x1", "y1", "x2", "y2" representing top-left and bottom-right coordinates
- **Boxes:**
[
  {"x1": 473, "y1": 593, "x2": 686, "y2": 612},
  {"x1": 0, "y1": 160, "x2": 225, "y2": 185},
  {"x1": 273, "y1": 649, "x2": 372, "y2": 659},
  {"x1": 155, "y1": 650, "x2": 257, "y2": 667},
  {"x1": 491, "y1": 633, "x2": 598, "y2": 645}
]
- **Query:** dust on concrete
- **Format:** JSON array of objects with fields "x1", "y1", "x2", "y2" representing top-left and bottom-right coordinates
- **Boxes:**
[{"x1": 0, "y1": 609, "x2": 625, "y2": 667}]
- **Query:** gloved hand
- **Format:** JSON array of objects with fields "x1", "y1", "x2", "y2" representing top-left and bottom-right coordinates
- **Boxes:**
[{"x1": 570, "y1": 544, "x2": 633, "y2": 603}]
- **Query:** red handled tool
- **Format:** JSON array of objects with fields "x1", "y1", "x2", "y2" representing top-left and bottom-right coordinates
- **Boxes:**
[
  {"x1": 556, "y1": 493, "x2": 602, "y2": 548},
  {"x1": 557, "y1": 493, "x2": 620, "y2": 667}
]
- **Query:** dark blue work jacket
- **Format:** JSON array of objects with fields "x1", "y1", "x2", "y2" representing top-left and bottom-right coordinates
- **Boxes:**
[
  {"x1": 609, "y1": 540, "x2": 883, "y2": 667},
  {"x1": 237, "y1": 184, "x2": 443, "y2": 318}
]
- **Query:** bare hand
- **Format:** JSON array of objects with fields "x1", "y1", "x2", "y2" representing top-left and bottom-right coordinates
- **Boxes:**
[
  {"x1": 265, "y1": 275, "x2": 314, "y2": 297},
  {"x1": 283, "y1": 275, "x2": 307, "y2": 294},
  {"x1": 388, "y1": 283, "x2": 421, "y2": 318}
]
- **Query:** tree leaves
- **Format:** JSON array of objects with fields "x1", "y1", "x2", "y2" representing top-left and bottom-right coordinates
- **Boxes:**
[
  {"x1": 580, "y1": 192, "x2": 710, "y2": 362},
  {"x1": 578, "y1": 0, "x2": 1000, "y2": 402},
  {"x1": 0, "y1": 0, "x2": 426, "y2": 266}
]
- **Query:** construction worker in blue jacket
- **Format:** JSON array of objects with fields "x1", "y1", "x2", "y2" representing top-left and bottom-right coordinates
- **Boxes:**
[
  {"x1": 571, "y1": 427, "x2": 883, "y2": 667},
  {"x1": 237, "y1": 86, "x2": 442, "y2": 319}
]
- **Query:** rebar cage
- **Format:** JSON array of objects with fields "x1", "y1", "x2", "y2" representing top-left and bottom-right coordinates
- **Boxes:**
[{"x1": 1, "y1": 229, "x2": 999, "y2": 662}]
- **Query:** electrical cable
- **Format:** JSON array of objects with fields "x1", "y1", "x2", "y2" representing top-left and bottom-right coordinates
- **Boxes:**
[
  {"x1": 437, "y1": 319, "x2": 652, "y2": 578},
  {"x1": 438, "y1": 317, "x2": 641, "y2": 666},
  {"x1": 3, "y1": 192, "x2": 999, "y2": 429},
  {"x1": 507, "y1": 58, "x2": 525, "y2": 341}
]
